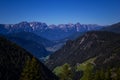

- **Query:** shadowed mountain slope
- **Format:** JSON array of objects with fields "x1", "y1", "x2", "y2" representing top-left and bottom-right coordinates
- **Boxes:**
[
  {"x1": 46, "y1": 31, "x2": 120, "y2": 70},
  {"x1": 0, "y1": 36, "x2": 59, "y2": 80}
]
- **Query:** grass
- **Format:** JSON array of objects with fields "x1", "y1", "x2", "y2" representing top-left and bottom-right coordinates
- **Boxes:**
[{"x1": 76, "y1": 57, "x2": 96, "y2": 71}]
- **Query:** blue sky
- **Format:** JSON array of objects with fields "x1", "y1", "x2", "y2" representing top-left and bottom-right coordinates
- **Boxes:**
[{"x1": 0, "y1": 0, "x2": 120, "y2": 25}]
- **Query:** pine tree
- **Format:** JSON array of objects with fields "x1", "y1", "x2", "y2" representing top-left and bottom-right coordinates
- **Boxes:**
[
  {"x1": 53, "y1": 63, "x2": 73, "y2": 80},
  {"x1": 104, "y1": 69, "x2": 111, "y2": 80},
  {"x1": 20, "y1": 56, "x2": 31, "y2": 80},
  {"x1": 93, "y1": 70, "x2": 102, "y2": 80},
  {"x1": 116, "y1": 67, "x2": 120, "y2": 80},
  {"x1": 20, "y1": 57, "x2": 41, "y2": 80},
  {"x1": 99, "y1": 68, "x2": 105, "y2": 80},
  {"x1": 62, "y1": 63, "x2": 73, "y2": 80},
  {"x1": 81, "y1": 63, "x2": 94, "y2": 80}
]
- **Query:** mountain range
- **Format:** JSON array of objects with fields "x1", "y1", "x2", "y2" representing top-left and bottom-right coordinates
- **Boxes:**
[
  {"x1": 0, "y1": 21, "x2": 120, "y2": 80},
  {"x1": 0, "y1": 21, "x2": 103, "y2": 40},
  {"x1": 0, "y1": 21, "x2": 104, "y2": 59}
]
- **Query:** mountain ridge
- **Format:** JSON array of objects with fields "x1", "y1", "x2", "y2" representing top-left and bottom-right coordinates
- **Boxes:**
[
  {"x1": 3, "y1": 32, "x2": 55, "y2": 59},
  {"x1": 45, "y1": 31, "x2": 120, "y2": 70},
  {"x1": 101, "y1": 22, "x2": 120, "y2": 33},
  {"x1": 0, "y1": 21, "x2": 104, "y2": 40}
]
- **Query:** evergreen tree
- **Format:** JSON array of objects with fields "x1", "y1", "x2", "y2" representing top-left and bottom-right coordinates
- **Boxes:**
[
  {"x1": 81, "y1": 63, "x2": 94, "y2": 80},
  {"x1": 93, "y1": 70, "x2": 101, "y2": 80},
  {"x1": 104, "y1": 69, "x2": 111, "y2": 80},
  {"x1": 53, "y1": 63, "x2": 73, "y2": 80},
  {"x1": 116, "y1": 67, "x2": 120, "y2": 80},
  {"x1": 20, "y1": 57, "x2": 41, "y2": 80},
  {"x1": 19, "y1": 56, "x2": 31, "y2": 80},
  {"x1": 99, "y1": 68, "x2": 105, "y2": 80}
]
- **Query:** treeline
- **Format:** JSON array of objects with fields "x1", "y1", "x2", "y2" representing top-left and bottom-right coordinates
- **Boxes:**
[
  {"x1": 20, "y1": 57, "x2": 42, "y2": 80},
  {"x1": 53, "y1": 63, "x2": 73, "y2": 80},
  {"x1": 53, "y1": 63, "x2": 120, "y2": 80},
  {"x1": 89, "y1": 68, "x2": 120, "y2": 80}
]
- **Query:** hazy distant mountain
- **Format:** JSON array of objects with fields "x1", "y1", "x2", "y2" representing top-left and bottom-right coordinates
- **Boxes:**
[
  {"x1": 7, "y1": 32, "x2": 55, "y2": 47},
  {"x1": 0, "y1": 36, "x2": 58, "y2": 80},
  {"x1": 0, "y1": 24, "x2": 8, "y2": 34},
  {"x1": 0, "y1": 21, "x2": 103, "y2": 40},
  {"x1": 4, "y1": 32, "x2": 55, "y2": 59},
  {"x1": 101, "y1": 22, "x2": 120, "y2": 33},
  {"x1": 60, "y1": 32, "x2": 86, "y2": 42}
]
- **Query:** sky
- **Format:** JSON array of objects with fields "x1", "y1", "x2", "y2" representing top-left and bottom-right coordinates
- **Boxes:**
[{"x1": 0, "y1": 0, "x2": 120, "y2": 25}]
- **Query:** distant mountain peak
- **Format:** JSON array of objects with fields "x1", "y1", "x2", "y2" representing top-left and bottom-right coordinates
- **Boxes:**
[{"x1": 0, "y1": 21, "x2": 104, "y2": 40}]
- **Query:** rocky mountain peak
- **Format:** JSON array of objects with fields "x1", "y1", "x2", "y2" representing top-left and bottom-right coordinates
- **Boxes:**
[{"x1": 0, "y1": 21, "x2": 104, "y2": 40}]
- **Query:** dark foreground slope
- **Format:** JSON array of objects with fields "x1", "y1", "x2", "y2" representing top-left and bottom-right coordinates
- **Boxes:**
[
  {"x1": 46, "y1": 31, "x2": 120, "y2": 70},
  {"x1": 0, "y1": 36, "x2": 58, "y2": 80}
]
